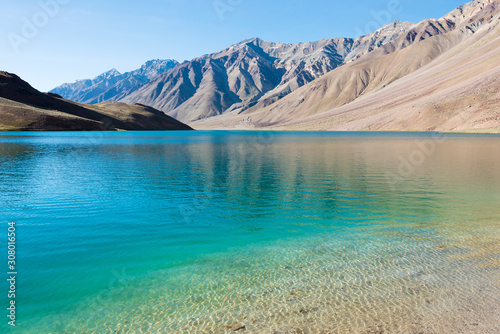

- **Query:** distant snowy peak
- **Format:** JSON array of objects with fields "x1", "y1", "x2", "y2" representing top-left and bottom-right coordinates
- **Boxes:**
[
  {"x1": 96, "y1": 68, "x2": 121, "y2": 80},
  {"x1": 141, "y1": 59, "x2": 178, "y2": 69},
  {"x1": 138, "y1": 59, "x2": 179, "y2": 80},
  {"x1": 50, "y1": 59, "x2": 179, "y2": 104}
]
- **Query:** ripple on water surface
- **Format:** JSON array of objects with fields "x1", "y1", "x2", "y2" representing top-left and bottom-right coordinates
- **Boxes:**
[{"x1": 1, "y1": 132, "x2": 499, "y2": 333}]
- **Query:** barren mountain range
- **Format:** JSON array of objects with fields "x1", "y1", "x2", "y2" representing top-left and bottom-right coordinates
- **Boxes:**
[
  {"x1": 51, "y1": 59, "x2": 179, "y2": 105},
  {"x1": 193, "y1": 0, "x2": 500, "y2": 132},
  {"x1": 49, "y1": 0, "x2": 500, "y2": 132}
]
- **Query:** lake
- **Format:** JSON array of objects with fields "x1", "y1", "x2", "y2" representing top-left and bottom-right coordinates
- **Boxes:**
[{"x1": 1, "y1": 131, "x2": 499, "y2": 333}]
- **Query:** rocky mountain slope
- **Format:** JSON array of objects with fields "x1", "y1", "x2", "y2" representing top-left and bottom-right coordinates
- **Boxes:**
[
  {"x1": 118, "y1": 21, "x2": 414, "y2": 122},
  {"x1": 49, "y1": 0, "x2": 500, "y2": 132},
  {"x1": 193, "y1": 0, "x2": 500, "y2": 132},
  {"x1": 50, "y1": 59, "x2": 178, "y2": 105},
  {"x1": 0, "y1": 72, "x2": 192, "y2": 131}
]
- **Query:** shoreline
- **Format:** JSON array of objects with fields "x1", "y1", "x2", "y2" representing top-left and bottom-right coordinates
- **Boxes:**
[{"x1": 1, "y1": 129, "x2": 500, "y2": 136}]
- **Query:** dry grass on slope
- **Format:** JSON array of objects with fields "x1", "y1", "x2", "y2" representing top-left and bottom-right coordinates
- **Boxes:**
[{"x1": 0, "y1": 72, "x2": 193, "y2": 131}]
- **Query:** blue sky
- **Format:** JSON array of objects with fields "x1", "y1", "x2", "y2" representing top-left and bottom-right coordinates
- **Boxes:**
[{"x1": 1, "y1": 0, "x2": 467, "y2": 91}]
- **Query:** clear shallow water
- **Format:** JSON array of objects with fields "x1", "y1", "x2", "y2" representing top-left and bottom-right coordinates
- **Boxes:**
[{"x1": 1, "y1": 131, "x2": 499, "y2": 333}]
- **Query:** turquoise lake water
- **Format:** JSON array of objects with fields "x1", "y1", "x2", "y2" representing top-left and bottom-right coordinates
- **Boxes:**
[{"x1": 1, "y1": 131, "x2": 499, "y2": 333}]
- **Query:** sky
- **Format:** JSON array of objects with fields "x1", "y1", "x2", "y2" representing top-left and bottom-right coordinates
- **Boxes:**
[{"x1": 0, "y1": 0, "x2": 467, "y2": 92}]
